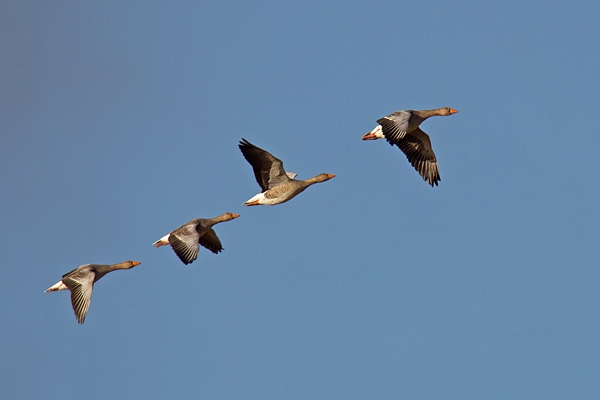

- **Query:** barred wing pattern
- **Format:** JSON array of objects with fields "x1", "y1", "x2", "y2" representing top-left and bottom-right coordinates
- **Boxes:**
[
  {"x1": 238, "y1": 139, "x2": 292, "y2": 191},
  {"x1": 62, "y1": 267, "x2": 95, "y2": 324},
  {"x1": 395, "y1": 128, "x2": 440, "y2": 186}
]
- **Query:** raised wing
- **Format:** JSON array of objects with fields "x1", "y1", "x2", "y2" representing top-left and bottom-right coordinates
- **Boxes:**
[
  {"x1": 239, "y1": 138, "x2": 292, "y2": 191},
  {"x1": 396, "y1": 127, "x2": 440, "y2": 186}
]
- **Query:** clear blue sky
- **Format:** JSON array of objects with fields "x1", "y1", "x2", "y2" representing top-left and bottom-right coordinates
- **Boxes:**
[{"x1": 2, "y1": 1, "x2": 600, "y2": 398}]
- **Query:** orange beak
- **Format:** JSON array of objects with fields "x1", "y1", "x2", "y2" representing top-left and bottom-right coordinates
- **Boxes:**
[
  {"x1": 132, "y1": 261, "x2": 141, "y2": 266},
  {"x1": 327, "y1": 174, "x2": 336, "y2": 179},
  {"x1": 232, "y1": 213, "x2": 240, "y2": 219},
  {"x1": 362, "y1": 132, "x2": 377, "y2": 140},
  {"x1": 449, "y1": 108, "x2": 458, "y2": 114}
]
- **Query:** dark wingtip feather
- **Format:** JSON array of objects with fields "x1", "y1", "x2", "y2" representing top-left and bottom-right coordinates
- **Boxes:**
[
  {"x1": 174, "y1": 249, "x2": 195, "y2": 264},
  {"x1": 238, "y1": 138, "x2": 254, "y2": 149}
]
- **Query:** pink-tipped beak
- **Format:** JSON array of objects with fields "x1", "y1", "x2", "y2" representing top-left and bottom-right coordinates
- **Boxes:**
[
  {"x1": 362, "y1": 132, "x2": 377, "y2": 140},
  {"x1": 449, "y1": 108, "x2": 458, "y2": 114}
]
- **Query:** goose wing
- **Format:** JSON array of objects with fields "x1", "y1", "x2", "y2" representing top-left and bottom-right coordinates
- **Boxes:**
[
  {"x1": 377, "y1": 110, "x2": 412, "y2": 143},
  {"x1": 396, "y1": 127, "x2": 440, "y2": 186},
  {"x1": 239, "y1": 138, "x2": 291, "y2": 191},
  {"x1": 198, "y1": 228, "x2": 223, "y2": 254},
  {"x1": 62, "y1": 266, "x2": 95, "y2": 324},
  {"x1": 168, "y1": 222, "x2": 200, "y2": 265}
]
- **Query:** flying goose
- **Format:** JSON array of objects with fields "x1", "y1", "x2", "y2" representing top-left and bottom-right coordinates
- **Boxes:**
[
  {"x1": 238, "y1": 138, "x2": 335, "y2": 205},
  {"x1": 362, "y1": 107, "x2": 458, "y2": 186},
  {"x1": 45, "y1": 260, "x2": 141, "y2": 324},
  {"x1": 153, "y1": 212, "x2": 239, "y2": 265}
]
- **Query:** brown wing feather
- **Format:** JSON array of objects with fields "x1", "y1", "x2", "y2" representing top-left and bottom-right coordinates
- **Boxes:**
[
  {"x1": 395, "y1": 127, "x2": 440, "y2": 187},
  {"x1": 198, "y1": 228, "x2": 223, "y2": 254},
  {"x1": 169, "y1": 234, "x2": 199, "y2": 265},
  {"x1": 62, "y1": 269, "x2": 95, "y2": 324},
  {"x1": 238, "y1": 139, "x2": 291, "y2": 191}
]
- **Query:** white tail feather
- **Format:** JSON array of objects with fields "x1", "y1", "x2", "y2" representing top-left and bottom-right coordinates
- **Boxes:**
[
  {"x1": 45, "y1": 281, "x2": 68, "y2": 293},
  {"x1": 153, "y1": 233, "x2": 170, "y2": 247}
]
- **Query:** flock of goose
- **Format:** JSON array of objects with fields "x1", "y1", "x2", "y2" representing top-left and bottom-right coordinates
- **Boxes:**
[{"x1": 45, "y1": 107, "x2": 458, "y2": 324}]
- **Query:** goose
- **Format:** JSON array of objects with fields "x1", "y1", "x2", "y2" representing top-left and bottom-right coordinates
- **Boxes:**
[
  {"x1": 153, "y1": 212, "x2": 239, "y2": 265},
  {"x1": 362, "y1": 107, "x2": 458, "y2": 186},
  {"x1": 238, "y1": 138, "x2": 335, "y2": 205},
  {"x1": 45, "y1": 260, "x2": 141, "y2": 324}
]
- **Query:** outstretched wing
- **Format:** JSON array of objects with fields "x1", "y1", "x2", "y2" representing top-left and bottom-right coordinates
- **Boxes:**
[
  {"x1": 62, "y1": 267, "x2": 95, "y2": 324},
  {"x1": 198, "y1": 228, "x2": 223, "y2": 254},
  {"x1": 395, "y1": 127, "x2": 440, "y2": 187},
  {"x1": 169, "y1": 222, "x2": 200, "y2": 264},
  {"x1": 238, "y1": 138, "x2": 291, "y2": 191}
]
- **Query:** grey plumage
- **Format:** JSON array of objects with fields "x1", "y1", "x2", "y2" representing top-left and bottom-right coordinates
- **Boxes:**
[
  {"x1": 364, "y1": 107, "x2": 457, "y2": 187},
  {"x1": 238, "y1": 138, "x2": 335, "y2": 206},
  {"x1": 45, "y1": 261, "x2": 141, "y2": 324},
  {"x1": 154, "y1": 213, "x2": 239, "y2": 265}
]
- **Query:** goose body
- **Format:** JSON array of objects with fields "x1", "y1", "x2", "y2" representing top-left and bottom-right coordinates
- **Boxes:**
[
  {"x1": 362, "y1": 107, "x2": 457, "y2": 186},
  {"x1": 44, "y1": 260, "x2": 141, "y2": 324},
  {"x1": 153, "y1": 212, "x2": 239, "y2": 265},
  {"x1": 238, "y1": 138, "x2": 335, "y2": 206}
]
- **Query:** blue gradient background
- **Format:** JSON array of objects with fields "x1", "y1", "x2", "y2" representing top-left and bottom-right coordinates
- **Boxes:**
[{"x1": 2, "y1": 1, "x2": 600, "y2": 398}]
